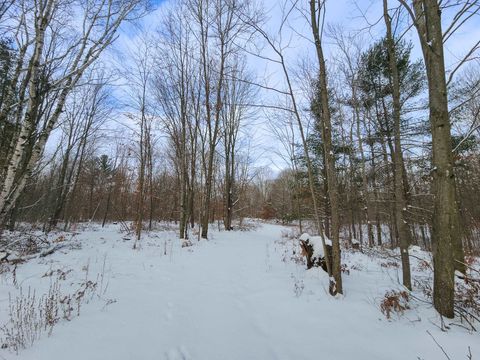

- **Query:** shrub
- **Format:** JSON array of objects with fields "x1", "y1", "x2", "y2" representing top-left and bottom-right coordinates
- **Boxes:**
[
  {"x1": 380, "y1": 290, "x2": 410, "y2": 319},
  {"x1": 1, "y1": 271, "x2": 100, "y2": 353}
]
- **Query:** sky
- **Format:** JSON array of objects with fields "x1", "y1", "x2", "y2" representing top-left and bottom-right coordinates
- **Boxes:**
[{"x1": 103, "y1": 0, "x2": 480, "y2": 177}]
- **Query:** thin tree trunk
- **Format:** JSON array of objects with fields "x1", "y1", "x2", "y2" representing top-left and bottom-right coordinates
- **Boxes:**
[
  {"x1": 355, "y1": 104, "x2": 374, "y2": 246},
  {"x1": 310, "y1": 0, "x2": 342, "y2": 295},
  {"x1": 384, "y1": 0, "x2": 411, "y2": 290}
]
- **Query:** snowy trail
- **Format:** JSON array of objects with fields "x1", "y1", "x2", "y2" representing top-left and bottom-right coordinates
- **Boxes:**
[{"x1": 2, "y1": 223, "x2": 480, "y2": 360}]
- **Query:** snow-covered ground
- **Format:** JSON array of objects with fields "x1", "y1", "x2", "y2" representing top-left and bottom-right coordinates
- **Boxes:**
[{"x1": 0, "y1": 222, "x2": 478, "y2": 360}]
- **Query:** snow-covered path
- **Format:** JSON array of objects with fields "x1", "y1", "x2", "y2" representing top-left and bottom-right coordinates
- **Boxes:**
[{"x1": 2, "y1": 223, "x2": 479, "y2": 360}]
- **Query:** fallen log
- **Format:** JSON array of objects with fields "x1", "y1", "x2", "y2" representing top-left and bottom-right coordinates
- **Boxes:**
[{"x1": 0, "y1": 243, "x2": 68, "y2": 264}]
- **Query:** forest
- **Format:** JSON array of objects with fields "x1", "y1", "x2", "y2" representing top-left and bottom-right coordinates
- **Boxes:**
[{"x1": 0, "y1": 0, "x2": 480, "y2": 359}]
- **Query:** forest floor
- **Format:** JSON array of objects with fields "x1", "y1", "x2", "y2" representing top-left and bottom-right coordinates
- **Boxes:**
[{"x1": 0, "y1": 221, "x2": 479, "y2": 360}]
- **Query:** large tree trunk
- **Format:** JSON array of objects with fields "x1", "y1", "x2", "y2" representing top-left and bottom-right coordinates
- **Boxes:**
[{"x1": 410, "y1": 0, "x2": 465, "y2": 318}]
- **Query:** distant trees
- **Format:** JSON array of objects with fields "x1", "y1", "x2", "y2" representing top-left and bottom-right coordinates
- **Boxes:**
[
  {"x1": 221, "y1": 59, "x2": 256, "y2": 231},
  {"x1": 121, "y1": 34, "x2": 156, "y2": 248},
  {"x1": 192, "y1": 0, "x2": 254, "y2": 239},
  {"x1": 356, "y1": 36, "x2": 425, "y2": 250},
  {"x1": 46, "y1": 73, "x2": 111, "y2": 232}
]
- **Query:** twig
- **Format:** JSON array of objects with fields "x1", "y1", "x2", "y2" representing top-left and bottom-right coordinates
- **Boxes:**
[{"x1": 426, "y1": 330, "x2": 451, "y2": 360}]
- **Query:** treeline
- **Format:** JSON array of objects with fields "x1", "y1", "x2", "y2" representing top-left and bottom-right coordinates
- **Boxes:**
[{"x1": 13, "y1": 150, "x2": 268, "y2": 232}]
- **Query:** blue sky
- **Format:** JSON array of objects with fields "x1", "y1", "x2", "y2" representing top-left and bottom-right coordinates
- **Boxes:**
[
  {"x1": 122, "y1": 0, "x2": 480, "y2": 96},
  {"x1": 109, "y1": 0, "x2": 480, "y2": 174},
  {"x1": 119, "y1": 0, "x2": 480, "y2": 92}
]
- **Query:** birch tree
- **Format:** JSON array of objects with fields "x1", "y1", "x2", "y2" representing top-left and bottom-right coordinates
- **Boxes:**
[{"x1": 0, "y1": 0, "x2": 147, "y2": 227}]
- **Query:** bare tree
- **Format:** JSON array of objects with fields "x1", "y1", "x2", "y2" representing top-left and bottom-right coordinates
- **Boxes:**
[
  {"x1": 221, "y1": 57, "x2": 255, "y2": 230},
  {"x1": 154, "y1": 2, "x2": 199, "y2": 239},
  {"x1": 186, "y1": 0, "x2": 254, "y2": 239},
  {"x1": 309, "y1": 0, "x2": 342, "y2": 295},
  {"x1": 121, "y1": 33, "x2": 156, "y2": 248},
  {"x1": 0, "y1": 0, "x2": 148, "y2": 228},
  {"x1": 47, "y1": 71, "x2": 111, "y2": 232}
]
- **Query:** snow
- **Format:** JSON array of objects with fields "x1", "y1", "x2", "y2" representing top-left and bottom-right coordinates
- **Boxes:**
[
  {"x1": 298, "y1": 233, "x2": 331, "y2": 258},
  {"x1": 309, "y1": 236, "x2": 326, "y2": 258},
  {"x1": 1, "y1": 222, "x2": 479, "y2": 360},
  {"x1": 324, "y1": 236, "x2": 332, "y2": 247},
  {"x1": 409, "y1": 245, "x2": 422, "y2": 253},
  {"x1": 299, "y1": 233, "x2": 310, "y2": 241}
]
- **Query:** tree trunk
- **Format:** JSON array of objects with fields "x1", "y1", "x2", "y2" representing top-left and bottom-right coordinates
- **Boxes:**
[
  {"x1": 0, "y1": 2, "x2": 52, "y2": 222},
  {"x1": 384, "y1": 0, "x2": 411, "y2": 290},
  {"x1": 310, "y1": 0, "x2": 342, "y2": 295},
  {"x1": 410, "y1": 0, "x2": 465, "y2": 318},
  {"x1": 102, "y1": 188, "x2": 112, "y2": 228},
  {"x1": 354, "y1": 99, "x2": 374, "y2": 247}
]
